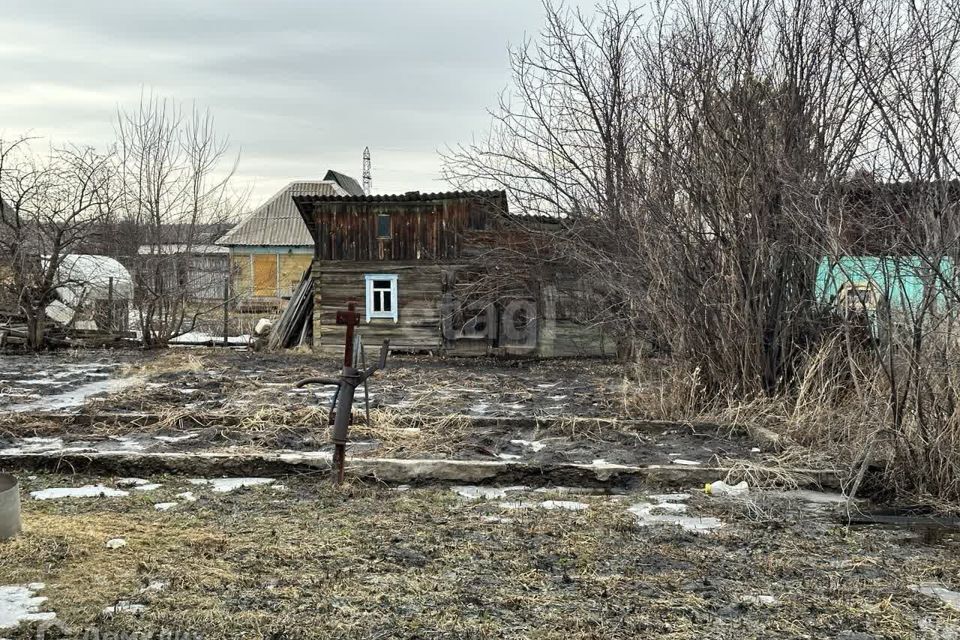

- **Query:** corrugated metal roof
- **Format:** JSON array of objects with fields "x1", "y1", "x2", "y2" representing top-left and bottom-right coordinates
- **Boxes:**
[
  {"x1": 218, "y1": 180, "x2": 348, "y2": 247},
  {"x1": 293, "y1": 189, "x2": 507, "y2": 204},
  {"x1": 323, "y1": 170, "x2": 365, "y2": 196}
]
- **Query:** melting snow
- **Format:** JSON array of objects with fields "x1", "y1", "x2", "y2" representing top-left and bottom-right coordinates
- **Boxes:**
[
  {"x1": 453, "y1": 485, "x2": 528, "y2": 500},
  {"x1": 468, "y1": 402, "x2": 489, "y2": 415},
  {"x1": 498, "y1": 500, "x2": 537, "y2": 510},
  {"x1": 540, "y1": 500, "x2": 589, "y2": 511},
  {"x1": 154, "y1": 503, "x2": 177, "y2": 511},
  {"x1": 175, "y1": 491, "x2": 197, "y2": 502},
  {"x1": 0, "y1": 583, "x2": 55, "y2": 629},
  {"x1": 0, "y1": 437, "x2": 64, "y2": 455},
  {"x1": 101, "y1": 601, "x2": 147, "y2": 617},
  {"x1": 188, "y1": 478, "x2": 274, "y2": 493},
  {"x1": 31, "y1": 485, "x2": 129, "y2": 500},
  {"x1": 628, "y1": 494, "x2": 723, "y2": 533},
  {"x1": 153, "y1": 433, "x2": 199, "y2": 444},
  {"x1": 912, "y1": 583, "x2": 960, "y2": 610},
  {"x1": 116, "y1": 478, "x2": 150, "y2": 487},
  {"x1": 509, "y1": 439, "x2": 546, "y2": 452},
  {"x1": 8, "y1": 377, "x2": 141, "y2": 413}
]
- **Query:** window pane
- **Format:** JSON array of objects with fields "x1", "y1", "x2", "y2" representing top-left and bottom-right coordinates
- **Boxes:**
[
  {"x1": 377, "y1": 214, "x2": 391, "y2": 238},
  {"x1": 373, "y1": 279, "x2": 390, "y2": 290},
  {"x1": 383, "y1": 291, "x2": 392, "y2": 312},
  {"x1": 373, "y1": 291, "x2": 383, "y2": 312}
]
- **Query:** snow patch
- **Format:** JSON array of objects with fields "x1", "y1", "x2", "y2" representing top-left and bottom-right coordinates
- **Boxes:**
[
  {"x1": 154, "y1": 433, "x2": 199, "y2": 444},
  {"x1": 540, "y1": 500, "x2": 589, "y2": 511},
  {"x1": 628, "y1": 494, "x2": 723, "y2": 533},
  {"x1": 452, "y1": 485, "x2": 528, "y2": 500},
  {"x1": 31, "y1": 485, "x2": 129, "y2": 500},
  {"x1": 509, "y1": 439, "x2": 546, "y2": 452},
  {"x1": 101, "y1": 601, "x2": 147, "y2": 617},
  {"x1": 0, "y1": 437, "x2": 63, "y2": 455},
  {"x1": 154, "y1": 503, "x2": 177, "y2": 512},
  {"x1": 912, "y1": 583, "x2": 960, "y2": 610},
  {"x1": 0, "y1": 583, "x2": 55, "y2": 630},
  {"x1": 116, "y1": 478, "x2": 150, "y2": 487},
  {"x1": 188, "y1": 477, "x2": 274, "y2": 493}
]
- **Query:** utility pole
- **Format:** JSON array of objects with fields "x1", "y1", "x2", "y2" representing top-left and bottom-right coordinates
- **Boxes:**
[{"x1": 362, "y1": 146, "x2": 372, "y2": 196}]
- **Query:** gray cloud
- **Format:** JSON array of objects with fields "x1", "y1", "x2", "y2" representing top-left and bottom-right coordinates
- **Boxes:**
[{"x1": 0, "y1": 1, "x2": 581, "y2": 205}]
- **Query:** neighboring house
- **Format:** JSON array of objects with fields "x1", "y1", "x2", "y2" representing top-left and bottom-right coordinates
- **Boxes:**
[
  {"x1": 293, "y1": 189, "x2": 614, "y2": 357},
  {"x1": 135, "y1": 244, "x2": 231, "y2": 301},
  {"x1": 816, "y1": 255, "x2": 956, "y2": 343},
  {"x1": 218, "y1": 171, "x2": 364, "y2": 307}
]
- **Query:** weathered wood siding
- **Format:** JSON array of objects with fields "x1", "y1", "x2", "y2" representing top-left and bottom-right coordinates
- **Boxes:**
[
  {"x1": 306, "y1": 194, "x2": 505, "y2": 262},
  {"x1": 301, "y1": 191, "x2": 614, "y2": 358},
  {"x1": 313, "y1": 261, "x2": 445, "y2": 354}
]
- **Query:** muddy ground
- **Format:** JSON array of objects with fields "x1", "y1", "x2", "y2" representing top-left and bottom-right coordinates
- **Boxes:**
[
  {"x1": 0, "y1": 349, "x2": 763, "y2": 468},
  {"x1": 1, "y1": 472, "x2": 960, "y2": 639},
  {"x1": 4, "y1": 348, "x2": 955, "y2": 638}
]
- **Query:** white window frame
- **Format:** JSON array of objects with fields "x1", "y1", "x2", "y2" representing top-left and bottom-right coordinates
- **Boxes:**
[{"x1": 364, "y1": 273, "x2": 399, "y2": 322}]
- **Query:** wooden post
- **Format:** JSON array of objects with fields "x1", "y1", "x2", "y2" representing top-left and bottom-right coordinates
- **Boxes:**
[
  {"x1": 106, "y1": 277, "x2": 114, "y2": 332},
  {"x1": 222, "y1": 279, "x2": 230, "y2": 347}
]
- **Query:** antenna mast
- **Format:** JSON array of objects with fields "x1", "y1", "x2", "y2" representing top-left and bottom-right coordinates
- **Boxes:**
[{"x1": 362, "y1": 147, "x2": 372, "y2": 195}]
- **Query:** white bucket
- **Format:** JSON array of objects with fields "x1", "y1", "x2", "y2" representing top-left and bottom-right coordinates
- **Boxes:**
[{"x1": 0, "y1": 473, "x2": 21, "y2": 540}]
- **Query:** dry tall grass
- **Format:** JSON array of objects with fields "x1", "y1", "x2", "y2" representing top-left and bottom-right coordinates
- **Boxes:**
[{"x1": 620, "y1": 331, "x2": 960, "y2": 507}]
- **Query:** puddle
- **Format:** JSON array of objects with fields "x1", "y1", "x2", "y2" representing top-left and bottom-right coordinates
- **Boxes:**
[
  {"x1": 0, "y1": 583, "x2": 55, "y2": 629},
  {"x1": 31, "y1": 485, "x2": 129, "y2": 500},
  {"x1": 188, "y1": 478, "x2": 274, "y2": 493}
]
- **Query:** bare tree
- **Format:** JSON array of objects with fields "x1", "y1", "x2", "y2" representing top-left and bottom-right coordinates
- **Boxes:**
[
  {"x1": 446, "y1": 0, "x2": 875, "y2": 393},
  {"x1": 116, "y1": 92, "x2": 241, "y2": 346},
  {"x1": 0, "y1": 136, "x2": 115, "y2": 348}
]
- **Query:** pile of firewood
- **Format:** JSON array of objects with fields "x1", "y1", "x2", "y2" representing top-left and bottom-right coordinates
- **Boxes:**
[{"x1": 0, "y1": 308, "x2": 135, "y2": 348}]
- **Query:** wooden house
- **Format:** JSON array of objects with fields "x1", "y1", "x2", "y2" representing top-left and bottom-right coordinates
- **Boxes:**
[
  {"x1": 293, "y1": 190, "x2": 614, "y2": 357},
  {"x1": 217, "y1": 171, "x2": 364, "y2": 309}
]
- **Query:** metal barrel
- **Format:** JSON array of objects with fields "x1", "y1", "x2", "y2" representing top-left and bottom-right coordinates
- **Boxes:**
[{"x1": 0, "y1": 473, "x2": 22, "y2": 540}]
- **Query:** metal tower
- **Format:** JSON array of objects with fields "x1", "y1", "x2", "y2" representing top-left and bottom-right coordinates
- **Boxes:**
[{"x1": 362, "y1": 147, "x2": 372, "y2": 195}]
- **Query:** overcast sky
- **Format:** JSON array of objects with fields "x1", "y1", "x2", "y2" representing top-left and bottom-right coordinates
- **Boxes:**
[{"x1": 0, "y1": 1, "x2": 580, "y2": 208}]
